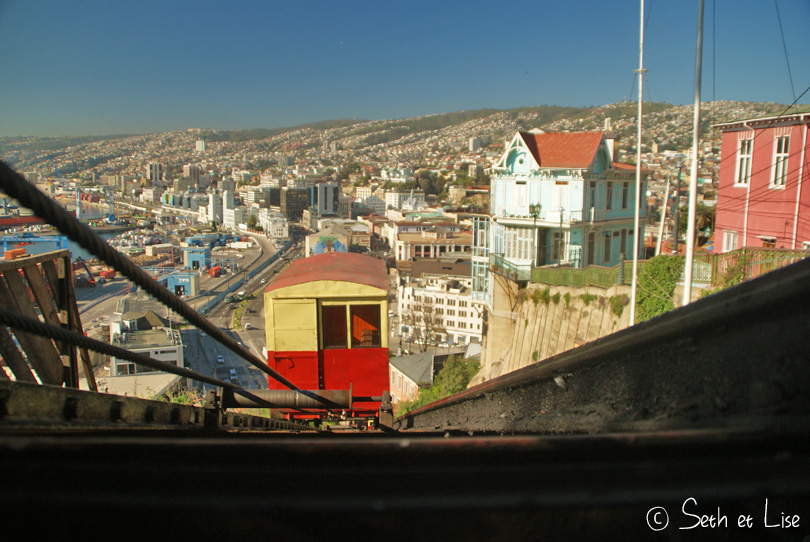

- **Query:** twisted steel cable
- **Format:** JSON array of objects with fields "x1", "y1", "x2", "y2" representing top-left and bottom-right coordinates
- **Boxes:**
[
  {"x1": 0, "y1": 161, "x2": 297, "y2": 390},
  {"x1": 0, "y1": 305, "x2": 236, "y2": 390}
]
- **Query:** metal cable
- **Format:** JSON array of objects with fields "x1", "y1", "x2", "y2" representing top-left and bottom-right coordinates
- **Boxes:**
[
  {"x1": 773, "y1": 0, "x2": 797, "y2": 109},
  {"x1": 0, "y1": 305, "x2": 237, "y2": 390},
  {"x1": 0, "y1": 160, "x2": 298, "y2": 390}
]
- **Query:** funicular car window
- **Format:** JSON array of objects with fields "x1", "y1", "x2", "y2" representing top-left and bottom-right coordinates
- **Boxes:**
[
  {"x1": 350, "y1": 305, "x2": 381, "y2": 348},
  {"x1": 321, "y1": 305, "x2": 347, "y2": 348}
]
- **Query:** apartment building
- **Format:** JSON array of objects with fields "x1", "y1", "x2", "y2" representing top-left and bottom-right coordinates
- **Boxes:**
[
  {"x1": 397, "y1": 260, "x2": 484, "y2": 346},
  {"x1": 714, "y1": 109, "x2": 810, "y2": 251},
  {"x1": 472, "y1": 130, "x2": 649, "y2": 303}
]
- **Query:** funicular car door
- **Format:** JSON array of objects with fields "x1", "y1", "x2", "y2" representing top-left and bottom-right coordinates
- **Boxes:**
[{"x1": 269, "y1": 298, "x2": 319, "y2": 390}]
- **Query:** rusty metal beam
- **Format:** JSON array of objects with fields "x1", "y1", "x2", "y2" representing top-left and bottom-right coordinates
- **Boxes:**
[
  {"x1": 63, "y1": 259, "x2": 96, "y2": 390},
  {"x1": 0, "y1": 325, "x2": 37, "y2": 383},
  {"x1": 0, "y1": 250, "x2": 69, "y2": 273},
  {"x1": 0, "y1": 273, "x2": 63, "y2": 385},
  {"x1": 0, "y1": 380, "x2": 313, "y2": 432},
  {"x1": 39, "y1": 254, "x2": 96, "y2": 390}
]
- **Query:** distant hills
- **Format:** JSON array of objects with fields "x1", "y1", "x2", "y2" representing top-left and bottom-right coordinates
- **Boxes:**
[{"x1": 1, "y1": 101, "x2": 792, "y2": 155}]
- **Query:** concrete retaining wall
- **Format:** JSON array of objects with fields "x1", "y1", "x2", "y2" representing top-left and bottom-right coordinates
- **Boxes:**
[{"x1": 471, "y1": 283, "x2": 632, "y2": 386}]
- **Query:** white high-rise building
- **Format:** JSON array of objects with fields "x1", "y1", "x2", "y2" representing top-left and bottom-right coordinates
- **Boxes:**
[
  {"x1": 222, "y1": 190, "x2": 235, "y2": 211},
  {"x1": 223, "y1": 207, "x2": 247, "y2": 229},
  {"x1": 207, "y1": 191, "x2": 223, "y2": 225},
  {"x1": 195, "y1": 140, "x2": 206, "y2": 152}
]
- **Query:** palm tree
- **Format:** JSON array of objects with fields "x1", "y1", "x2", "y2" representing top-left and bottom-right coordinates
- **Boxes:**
[{"x1": 678, "y1": 203, "x2": 715, "y2": 245}]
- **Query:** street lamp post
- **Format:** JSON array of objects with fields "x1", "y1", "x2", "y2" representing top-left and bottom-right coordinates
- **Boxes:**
[
  {"x1": 529, "y1": 203, "x2": 542, "y2": 267},
  {"x1": 558, "y1": 207, "x2": 565, "y2": 265},
  {"x1": 673, "y1": 155, "x2": 685, "y2": 255}
]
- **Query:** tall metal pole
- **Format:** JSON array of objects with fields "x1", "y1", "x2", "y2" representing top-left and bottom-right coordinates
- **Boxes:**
[
  {"x1": 629, "y1": 0, "x2": 645, "y2": 325},
  {"x1": 683, "y1": 0, "x2": 704, "y2": 306},
  {"x1": 673, "y1": 162, "x2": 683, "y2": 254},
  {"x1": 558, "y1": 208, "x2": 564, "y2": 264},
  {"x1": 655, "y1": 178, "x2": 670, "y2": 256}
]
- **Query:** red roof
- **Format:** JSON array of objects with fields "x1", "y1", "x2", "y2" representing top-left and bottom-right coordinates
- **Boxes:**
[
  {"x1": 519, "y1": 131, "x2": 604, "y2": 169},
  {"x1": 266, "y1": 252, "x2": 388, "y2": 293}
]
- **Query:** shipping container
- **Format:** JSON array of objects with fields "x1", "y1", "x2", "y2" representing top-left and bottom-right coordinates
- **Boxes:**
[
  {"x1": 4, "y1": 248, "x2": 27, "y2": 260},
  {"x1": 209, "y1": 265, "x2": 222, "y2": 278},
  {"x1": 99, "y1": 270, "x2": 116, "y2": 280}
]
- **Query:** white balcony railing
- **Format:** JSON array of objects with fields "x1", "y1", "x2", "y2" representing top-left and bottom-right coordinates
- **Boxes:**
[
  {"x1": 588, "y1": 207, "x2": 606, "y2": 222},
  {"x1": 498, "y1": 207, "x2": 607, "y2": 224}
]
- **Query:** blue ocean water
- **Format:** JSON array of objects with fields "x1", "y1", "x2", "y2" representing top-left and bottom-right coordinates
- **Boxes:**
[
  {"x1": 7, "y1": 203, "x2": 118, "y2": 261},
  {"x1": 14, "y1": 233, "x2": 117, "y2": 261}
]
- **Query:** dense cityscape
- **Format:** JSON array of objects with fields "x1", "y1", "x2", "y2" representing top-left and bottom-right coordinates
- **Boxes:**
[
  {"x1": 0, "y1": 97, "x2": 801, "y2": 398},
  {"x1": 3, "y1": 0, "x2": 810, "y2": 535}
]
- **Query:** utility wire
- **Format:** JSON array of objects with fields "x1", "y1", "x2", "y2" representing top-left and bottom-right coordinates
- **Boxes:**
[
  {"x1": 706, "y1": 84, "x2": 810, "y2": 185},
  {"x1": 773, "y1": 0, "x2": 797, "y2": 110}
]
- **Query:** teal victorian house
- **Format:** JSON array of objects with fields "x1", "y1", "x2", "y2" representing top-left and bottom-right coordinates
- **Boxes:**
[{"x1": 472, "y1": 129, "x2": 648, "y2": 303}]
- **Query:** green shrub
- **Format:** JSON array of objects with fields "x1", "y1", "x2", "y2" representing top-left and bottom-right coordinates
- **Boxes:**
[
  {"x1": 531, "y1": 287, "x2": 551, "y2": 305},
  {"x1": 563, "y1": 292, "x2": 571, "y2": 308},
  {"x1": 609, "y1": 294, "x2": 629, "y2": 317},
  {"x1": 636, "y1": 255, "x2": 685, "y2": 321},
  {"x1": 532, "y1": 351, "x2": 539, "y2": 361},
  {"x1": 701, "y1": 253, "x2": 750, "y2": 298},
  {"x1": 551, "y1": 292, "x2": 561, "y2": 305},
  {"x1": 397, "y1": 355, "x2": 481, "y2": 415},
  {"x1": 580, "y1": 293, "x2": 596, "y2": 305}
]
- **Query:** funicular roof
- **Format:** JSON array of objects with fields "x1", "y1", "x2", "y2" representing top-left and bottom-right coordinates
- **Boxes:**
[{"x1": 266, "y1": 252, "x2": 388, "y2": 294}]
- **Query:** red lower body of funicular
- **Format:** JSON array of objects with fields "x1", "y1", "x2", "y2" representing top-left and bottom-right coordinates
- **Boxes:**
[{"x1": 267, "y1": 347, "x2": 389, "y2": 420}]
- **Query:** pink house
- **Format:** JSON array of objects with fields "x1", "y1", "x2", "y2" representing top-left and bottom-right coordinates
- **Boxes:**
[{"x1": 714, "y1": 109, "x2": 810, "y2": 252}]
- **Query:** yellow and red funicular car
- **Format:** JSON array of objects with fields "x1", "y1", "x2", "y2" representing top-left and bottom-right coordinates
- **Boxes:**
[{"x1": 264, "y1": 252, "x2": 390, "y2": 420}]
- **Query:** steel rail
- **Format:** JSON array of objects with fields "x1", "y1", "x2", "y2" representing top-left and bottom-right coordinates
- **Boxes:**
[
  {"x1": 0, "y1": 161, "x2": 298, "y2": 390},
  {"x1": 0, "y1": 380, "x2": 315, "y2": 432}
]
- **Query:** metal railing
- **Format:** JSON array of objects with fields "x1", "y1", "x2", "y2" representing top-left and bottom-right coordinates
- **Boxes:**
[
  {"x1": 490, "y1": 253, "x2": 532, "y2": 281},
  {"x1": 689, "y1": 247, "x2": 810, "y2": 286},
  {"x1": 532, "y1": 262, "x2": 630, "y2": 289},
  {"x1": 529, "y1": 248, "x2": 810, "y2": 289}
]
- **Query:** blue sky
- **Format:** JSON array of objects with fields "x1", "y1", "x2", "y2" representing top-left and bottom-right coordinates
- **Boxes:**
[{"x1": 1, "y1": 0, "x2": 808, "y2": 136}]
